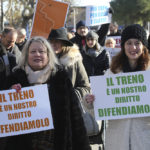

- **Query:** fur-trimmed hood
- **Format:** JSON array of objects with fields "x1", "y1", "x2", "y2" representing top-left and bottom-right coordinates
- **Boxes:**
[{"x1": 59, "y1": 45, "x2": 82, "y2": 67}]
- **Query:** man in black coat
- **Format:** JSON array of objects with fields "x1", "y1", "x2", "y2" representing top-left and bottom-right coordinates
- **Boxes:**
[
  {"x1": 0, "y1": 27, "x2": 21, "y2": 63},
  {"x1": 107, "y1": 22, "x2": 122, "y2": 36},
  {"x1": 0, "y1": 29, "x2": 17, "y2": 150},
  {"x1": 70, "y1": 20, "x2": 110, "y2": 54},
  {"x1": 0, "y1": 42, "x2": 16, "y2": 90}
]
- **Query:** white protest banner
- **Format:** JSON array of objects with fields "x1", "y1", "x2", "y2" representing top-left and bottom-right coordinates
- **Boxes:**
[
  {"x1": 86, "y1": 2, "x2": 111, "y2": 26},
  {"x1": 0, "y1": 84, "x2": 53, "y2": 137},
  {"x1": 71, "y1": 0, "x2": 111, "y2": 7},
  {"x1": 105, "y1": 47, "x2": 121, "y2": 59},
  {"x1": 90, "y1": 70, "x2": 150, "y2": 120}
]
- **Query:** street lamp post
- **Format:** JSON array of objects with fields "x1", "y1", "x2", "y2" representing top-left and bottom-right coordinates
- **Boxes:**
[{"x1": 73, "y1": 7, "x2": 76, "y2": 30}]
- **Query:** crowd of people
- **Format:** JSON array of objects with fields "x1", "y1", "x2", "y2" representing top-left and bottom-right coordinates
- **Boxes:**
[{"x1": 0, "y1": 14, "x2": 150, "y2": 150}]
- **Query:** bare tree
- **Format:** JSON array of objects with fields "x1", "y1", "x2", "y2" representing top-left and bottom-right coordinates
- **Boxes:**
[
  {"x1": 1, "y1": 0, "x2": 4, "y2": 30},
  {"x1": 4, "y1": 0, "x2": 36, "y2": 28},
  {"x1": 3, "y1": 0, "x2": 85, "y2": 31}
]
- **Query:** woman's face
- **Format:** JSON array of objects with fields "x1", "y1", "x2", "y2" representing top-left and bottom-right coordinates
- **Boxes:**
[
  {"x1": 105, "y1": 40, "x2": 115, "y2": 48},
  {"x1": 86, "y1": 38, "x2": 96, "y2": 48},
  {"x1": 50, "y1": 39, "x2": 63, "y2": 54},
  {"x1": 28, "y1": 41, "x2": 49, "y2": 71},
  {"x1": 124, "y1": 39, "x2": 143, "y2": 61}
]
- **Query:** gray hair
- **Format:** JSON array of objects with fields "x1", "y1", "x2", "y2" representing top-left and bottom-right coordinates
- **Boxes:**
[
  {"x1": 14, "y1": 36, "x2": 60, "y2": 74},
  {"x1": 17, "y1": 28, "x2": 26, "y2": 36}
]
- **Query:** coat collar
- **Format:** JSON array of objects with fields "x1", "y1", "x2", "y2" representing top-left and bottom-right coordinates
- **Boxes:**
[{"x1": 59, "y1": 46, "x2": 82, "y2": 67}]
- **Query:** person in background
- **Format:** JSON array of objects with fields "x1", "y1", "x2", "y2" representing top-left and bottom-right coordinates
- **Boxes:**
[
  {"x1": 70, "y1": 20, "x2": 89, "y2": 52},
  {"x1": 48, "y1": 27, "x2": 91, "y2": 102},
  {"x1": 0, "y1": 28, "x2": 18, "y2": 90},
  {"x1": 48, "y1": 28, "x2": 98, "y2": 150},
  {"x1": 105, "y1": 24, "x2": 150, "y2": 150},
  {"x1": 105, "y1": 37, "x2": 116, "y2": 48},
  {"x1": 6, "y1": 36, "x2": 91, "y2": 150},
  {"x1": 70, "y1": 8, "x2": 114, "y2": 53},
  {"x1": 70, "y1": 28, "x2": 76, "y2": 37},
  {"x1": 0, "y1": 27, "x2": 17, "y2": 149},
  {"x1": 108, "y1": 22, "x2": 121, "y2": 36},
  {"x1": 82, "y1": 30, "x2": 110, "y2": 150},
  {"x1": 67, "y1": 31, "x2": 74, "y2": 40},
  {"x1": 16, "y1": 28, "x2": 27, "y2": 51},
  {"x1": 83, "y1": 30, "x2": 110, "y2": 77},
  {"x1": 0, "y1": 27, "x2": 21, "y2": 63},
  {"x1": 70, "y1": 20, "x2": 110, "y2": 55}
]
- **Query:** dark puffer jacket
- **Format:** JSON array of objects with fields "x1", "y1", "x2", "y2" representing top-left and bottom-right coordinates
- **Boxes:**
[
  {"x1": 5, "y1": 68, "x2": 91, "y2": 150},
  {"x1": 82, "y1": 46, "x2": 110, "y2": 77}
]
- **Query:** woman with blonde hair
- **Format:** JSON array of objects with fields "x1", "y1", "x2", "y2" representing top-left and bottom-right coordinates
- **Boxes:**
[
  {"x1": 15, "y1": 36, "x2": 59, "y2": 73},
  {"x1": 105, "y1": 37, "x2": 116, "y2": 48},
  {"x1": 6, "y1": 36, "x2": 91, "y2": 150},
  {"x1": 48, "y1": 27, "x2": 91, "y2": 101}
]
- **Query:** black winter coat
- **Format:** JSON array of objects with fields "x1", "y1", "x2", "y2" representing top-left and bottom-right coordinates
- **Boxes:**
[
  {"x1": 5, "y1": 68, "x2": 91, "y2": 150},
  {"x1": 0, "y1": 43, "x2": 16, "y2": 90},
  {"x1": 82, "y1": 49, "x2": 110, "y2": 77}
]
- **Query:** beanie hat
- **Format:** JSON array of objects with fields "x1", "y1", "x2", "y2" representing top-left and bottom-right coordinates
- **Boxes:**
[
  {"x1": 76, "y1": 20, "x2": 87, "y2": 30},
  {"x1": 86, "y1": 31, "x2": 99, "y2": 41},
  {"x1": 121, "y1": 24, "x2": 147, "y2": 47}
]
